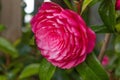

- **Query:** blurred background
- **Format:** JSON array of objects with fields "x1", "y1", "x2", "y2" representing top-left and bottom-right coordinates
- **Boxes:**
[{"x1": 0, "y1": 0, "x2": 118, "y2": 80}]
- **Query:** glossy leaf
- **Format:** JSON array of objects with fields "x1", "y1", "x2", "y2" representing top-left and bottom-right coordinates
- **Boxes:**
[
  {"x1": 19, "y1": 63, "x2": 39, "y2": 79},
  {"x1": 0, "y1": 37, "x2": 18, "y2": 58},
  {"x1": 76, "y1": 62, "x2": 101, "y2": 80},
  {"x1": 90, "y1": 25, "x2": 111, "y2": 33},
  {"x1": 99, "y1": 0, "x2": 116, "y2": 31},
  {"x1": 81, "y1": 0, "x2": 92, "y2": 14},
  {"x1": 39, "y1": 59, "x2": 56, "y2": 80},
  {"x1": 76, "y1": 53, "x2": 109, "y2": 80},
  {"x1": 86, "y1": 53, "x2": 109, "y2": 80}
]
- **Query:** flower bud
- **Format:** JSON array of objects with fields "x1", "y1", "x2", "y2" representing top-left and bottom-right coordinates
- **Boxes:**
[{"x1": 116, "y1": 0, "x2": 120, "y2": 10}]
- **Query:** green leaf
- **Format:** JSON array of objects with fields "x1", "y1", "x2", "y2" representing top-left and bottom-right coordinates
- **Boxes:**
[
  {"x1": 0, "y1": 75, "x2": 7, "y2": 80},
  {"x1": 99, "y1": 0, "x2": 116, "y2": 31},
  {"x1": 76, "y1": 62, "x2": 101, "y2": 80},
  {"x1": 90, "y1": 25, "x2": 111, "y2": 33},
  {"x1": 63, "y1": 0, "x2": 73, "y2": 10},
  {"x1": 63, "y1": 0, "x2": 77, "y2": 11},
  {"x1": 86, "y1": 53, "x2": 109, "y2": 80},
  {"x1": 0, "y1": 37, "x2": 18, "y2": 58},
  {"x1": 29, "y1": 36, "x2": 35, "y2": 46},
  {"x1": 39, "y1": 59, "x2": 56, "y2": 80},
  {"x1": 81, "y1": 0, "x2": 102, "y2": 14},
  {"x1": 81, "y1": 0, "x2": 92, "y2": 14},
  {"x1": 19, "y1": 63, "x2": 40, "y2": 79},
  {"x1": 0, "y1": 24, "x2": 5, "y2": 32},
  {"x1": 115, "y1": 23, "x2": 120, "y2": 33},
  {"x1": 89, "y1": 0, "x2": 101, "y2": 6},
  {"x1": 76, "y1": 53, "x2": 109, "y2": 80}
]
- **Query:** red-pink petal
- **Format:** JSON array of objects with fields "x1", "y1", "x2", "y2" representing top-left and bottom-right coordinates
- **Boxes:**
[{"x1": 86, "y1": 28, "x2": 96, "y2": 54}]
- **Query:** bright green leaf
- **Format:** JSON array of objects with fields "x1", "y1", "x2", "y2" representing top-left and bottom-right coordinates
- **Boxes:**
[
  {"x1": 0, "y1": 37, "x2": 18, "y2": 58},
  {"x1": 81, "y1": 0, "x2": 102, "y2": 14},
  {"x1": 39, "y1": 59, "x2": 56, "y2": 80},
  {"x1": 99, "y1": 0, "x2": 116, "y2": 31},
  {"x1": 19, "y1": 63, "x2": 39, "y2": 79},
  {"x1": 81, "y1": 0, "x2": 92, "y2": 14},
  {"x1": 115, "y1": 23, "x2": 120, "y2": 33},
  {"x1": 76, "y1": 53, "x2": 109, "y2": 80}
]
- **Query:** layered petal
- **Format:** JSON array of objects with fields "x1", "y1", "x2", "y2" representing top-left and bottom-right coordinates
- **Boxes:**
[{"x1": 31, "y1": 2, "x2": 96, "y2": 69}]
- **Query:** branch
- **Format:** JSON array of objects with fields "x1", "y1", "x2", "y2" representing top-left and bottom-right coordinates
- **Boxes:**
[
  {"x1": 98, "y1": 33, "x2": 111, "y2": 62},
  {"x1": 75, "y1": 0, "x2": 83, "y2": 14}
]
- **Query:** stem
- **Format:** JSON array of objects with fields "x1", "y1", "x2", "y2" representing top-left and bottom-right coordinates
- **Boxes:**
[
  {"x1": 5, "y1": 54, "x2": 10, "y2": 66},
  {"x1": 75, "y1": 0, "x2": 83, "y2": 14},
  {"x1": 98, "y1": 33, "x2": 111, "y2": 62},
  {"x1": 110, "y1": 71, "x2": 114, "y2": 80}
]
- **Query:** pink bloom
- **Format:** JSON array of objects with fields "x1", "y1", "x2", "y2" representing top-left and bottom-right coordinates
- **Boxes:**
[
  {"x1": 102, "y1": 56, "x2": 109, "y2": 66},
  {"x1": 31, "y1": 2, "x2": 96, "y2": 69},
  {"x1": 116, "y1": 0, "x2": 120, "y2": 10}
]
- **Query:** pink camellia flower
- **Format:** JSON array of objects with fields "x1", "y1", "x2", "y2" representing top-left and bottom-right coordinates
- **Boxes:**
[
  {"x1": 102, "y1": 56, "x2": 109, "y2": 66},
  {"x1": 31, "y1": 2, "x2": 96, "y2": 69},
  {"x1": 116, "y1": 0, "x2": 120, "y2": 10}
]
